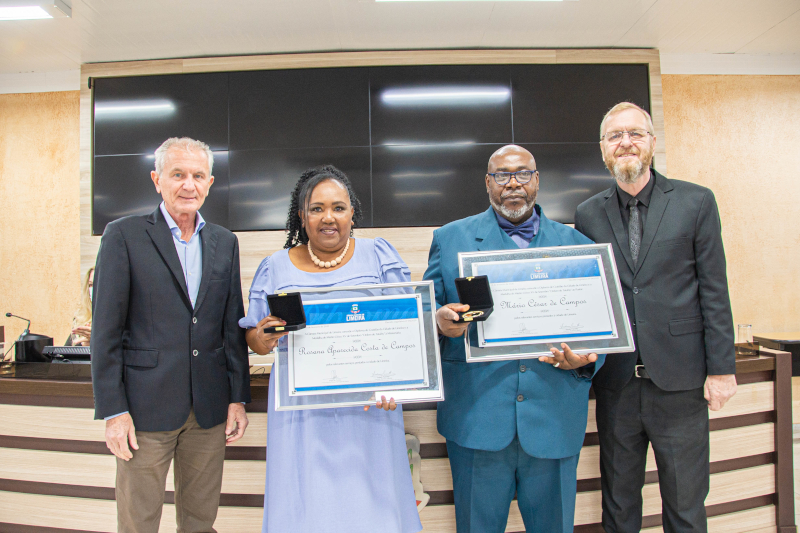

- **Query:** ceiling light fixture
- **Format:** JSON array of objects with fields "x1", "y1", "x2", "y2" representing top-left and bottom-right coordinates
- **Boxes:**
[
  {"x1": 382, "y1": 86, "x2": 510, "y2": 107},
  {"x1": 0, "y1": 0, "x2": 71, "y2": 20},
  {"x1": 94, "y1": 100, "x2": 177, "y2": 119}
]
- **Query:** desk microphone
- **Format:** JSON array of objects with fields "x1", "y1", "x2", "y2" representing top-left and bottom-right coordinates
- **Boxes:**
[{"x1": 5, "y1": 312, "x2": 31, "y2": 339}]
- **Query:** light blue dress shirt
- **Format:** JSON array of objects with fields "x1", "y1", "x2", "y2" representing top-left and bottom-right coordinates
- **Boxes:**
[
  {"x1": 159, "y1": 202, "x2": 205, "y2": 308},
  {"x1": 104, "y1": 203, "x2": 205, "y2": 421}
]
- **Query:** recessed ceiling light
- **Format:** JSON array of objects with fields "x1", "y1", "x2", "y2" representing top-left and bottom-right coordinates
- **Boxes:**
[
  {"x1": 0, "y1": 6, "x2": 50, "y2": 19},
  {"x1": 0, "y1": 0, "x2": 71, "y2": 20}
]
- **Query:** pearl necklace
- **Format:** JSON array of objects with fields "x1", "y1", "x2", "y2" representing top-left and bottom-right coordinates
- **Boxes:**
[{"x1": 308, "y1": 238, "x2": 350, "y2": 268}]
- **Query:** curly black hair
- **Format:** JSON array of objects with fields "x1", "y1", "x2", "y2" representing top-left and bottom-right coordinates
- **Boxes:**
[{"x1": 284, "y1": 165, "x2": 364, "y2": 249}]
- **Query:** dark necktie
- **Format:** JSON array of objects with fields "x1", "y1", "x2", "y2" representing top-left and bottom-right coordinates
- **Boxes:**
[{"x1": 628, "y1": 198, "x2": 641, "y2": 266}]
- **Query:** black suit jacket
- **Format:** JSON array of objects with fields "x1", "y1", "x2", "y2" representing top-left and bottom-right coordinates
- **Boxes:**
[
  {"x1": 574, "y1": 171, "x2": 735, "y2": 391},
  {"x1": 91, "y1": 207, "x2": 250, "y2": 431}
]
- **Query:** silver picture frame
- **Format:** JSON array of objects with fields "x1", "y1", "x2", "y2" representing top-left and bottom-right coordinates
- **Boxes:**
[{"x1": 458, "y1": 244, "x2": 634, "y2": 362}]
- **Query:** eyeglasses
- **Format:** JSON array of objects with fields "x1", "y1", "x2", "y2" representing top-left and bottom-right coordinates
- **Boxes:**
[
  {"x1": 601, "y1": 130, "x2": 652, "y2": 144},
  {"x1": 487, "y1": 170, "x2": 538, "y2": 186}
]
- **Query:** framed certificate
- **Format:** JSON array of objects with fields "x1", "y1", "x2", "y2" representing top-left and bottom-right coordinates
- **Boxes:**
[
  {"x1": 273, "y1": 281, "x2": 444, "y2": 411},
  {"x1": 458, "y1": 244, "x2": 634, "y2": 362}
]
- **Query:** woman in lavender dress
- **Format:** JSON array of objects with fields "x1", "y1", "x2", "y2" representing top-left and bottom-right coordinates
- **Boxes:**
[{"x1": 239, "y1": 166, "x2": 422, "y2": 533}]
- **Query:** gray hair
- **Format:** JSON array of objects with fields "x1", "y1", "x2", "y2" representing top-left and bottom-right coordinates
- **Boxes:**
[
  {"x1": 154, "y1": 137, "x2": 214, "y2": 175},
  {"x1": 599, "y1": 102, "x2": 654, "y2": 140}
]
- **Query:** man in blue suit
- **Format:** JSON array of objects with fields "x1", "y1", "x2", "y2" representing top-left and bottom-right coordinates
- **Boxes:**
[{"x1": 423, "y1": 145, "x2": 605, "y2": 533}]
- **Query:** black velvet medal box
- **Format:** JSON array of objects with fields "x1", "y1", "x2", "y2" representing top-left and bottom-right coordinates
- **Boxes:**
[
  {"x1": 264, "y1": 292, "x2": 307, "y2": 333},
  {"x1": 454, "y1": 275, "x2": 494, "y2": 322}
]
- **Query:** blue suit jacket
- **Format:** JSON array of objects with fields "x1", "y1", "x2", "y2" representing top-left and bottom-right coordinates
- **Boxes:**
[{"x1": 423, "y1": 206, "x2": 605, "y2": 458}]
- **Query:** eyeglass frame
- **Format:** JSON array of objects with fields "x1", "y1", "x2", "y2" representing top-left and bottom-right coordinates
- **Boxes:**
[
  {"x1": 600, "y1": 129, "x2": 653, "y2": 144},
  {"x1": 486, "y1": 169, "x2": 539, "y2": 186}
]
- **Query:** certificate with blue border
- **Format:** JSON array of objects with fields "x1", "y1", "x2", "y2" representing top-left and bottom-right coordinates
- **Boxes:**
[
  {"x1": 474, "y1": 255, "x2": 617, "y2": 347},
  {"x1": 459, "y1": 244, "x2": 634, "y2": 362},
  {"x1": 287, "y1": 294, "x2": 429, "y2": 396}
]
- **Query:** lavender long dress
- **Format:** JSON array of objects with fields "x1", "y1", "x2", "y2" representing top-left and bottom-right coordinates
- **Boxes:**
[{"x1": 239, "y1": 238, "x2": 422, "y2": 533}]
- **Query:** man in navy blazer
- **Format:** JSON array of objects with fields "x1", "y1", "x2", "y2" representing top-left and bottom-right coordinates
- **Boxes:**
[
  {"x1": 92, "y1": 137, "x2": 250, "y2": 533},
  {"x1": 423, "y1": 145, "x2": 605, "y2": 533}
]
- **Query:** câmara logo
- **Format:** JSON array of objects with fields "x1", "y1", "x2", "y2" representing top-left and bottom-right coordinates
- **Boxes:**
[{"x1": 347, "y1": 303, "x2": 365, "y2": 322}]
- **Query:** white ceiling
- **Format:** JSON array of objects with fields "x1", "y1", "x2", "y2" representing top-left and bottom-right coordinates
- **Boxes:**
[{"x1": 1, "y1": 0, "x2": 799, "y2": 91}]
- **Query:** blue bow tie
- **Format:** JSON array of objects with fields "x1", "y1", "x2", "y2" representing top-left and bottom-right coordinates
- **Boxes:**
[
  {"x1": 495, "y1": 210, "x2": 537, "y2": 241},
  {"x1": 506, "y1": 224, "x2": 535, "y2": 241}
]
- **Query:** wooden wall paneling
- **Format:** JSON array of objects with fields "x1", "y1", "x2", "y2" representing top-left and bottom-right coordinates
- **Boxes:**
[
  {"x1": 229, "y1": 411, "x2": 266, "y2": 448},
  {"x1": 585, "y1": 380, "x2": 775, "y2": 434},
  {"x1": 403, "y1": 409, "x2": 445, "y2": 444},
  {"x1": 0, "y1": 490, "x2": 263, "y2": 533},
  {"x1": 0, "y1": 404, "x2": 267, "y2": 447},
  {"x1": 576, "y1": 464, "x2": 775, "y2": 526},
  {"x1": 709, "y1": 381, "x2": 774, "y2": 418},
  {"x1": 182, "y1": 49, "x2": 559, "y2": 74},
  {"x1": 211, "y1": 506, "x2": 264, "y2": 533},
  {"x1": 0, "y1": 447, "x2": 116, "y2": 487},
  {"x1": 0, "y1": 490, "x2": 118, "y2": 531},
  {"x1": 640, "y1": 505, "x2": 777, "y2": 533},
  {"x1": 0, "y1": 404, "x2": 104, "y2": 441},
  {"x1": 708, "y1": 423, "x2": 775, "y2": 463},
  {"x1": 419, "y1": 458, "x2": 452, "y2": 492},
  {"x1": 422, "y1": 423, "x2": 776, "y2": 490},
  {"x1": 771, "y1": 349, "x2": 796, "y2": 531},
  {"x1": 0, "y1": 447, "x2": 263, "y2": 495}
]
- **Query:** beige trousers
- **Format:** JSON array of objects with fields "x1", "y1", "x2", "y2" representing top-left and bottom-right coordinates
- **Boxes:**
[{"x1": 115, "y1": 410, "x2": 227, "y2": 533}]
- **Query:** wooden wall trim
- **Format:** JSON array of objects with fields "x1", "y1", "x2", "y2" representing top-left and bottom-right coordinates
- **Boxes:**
[{"x1": 773, "y1": 349, "x2": 797, "y2": 531}]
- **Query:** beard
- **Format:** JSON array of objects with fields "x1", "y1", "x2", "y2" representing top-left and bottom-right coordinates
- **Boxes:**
[
  {"x1": 490, "y1": 190, "x2": 537, "y2": 221},
  {"x1": 605, "y1": 144, "x2": 654, "y2": 184}
]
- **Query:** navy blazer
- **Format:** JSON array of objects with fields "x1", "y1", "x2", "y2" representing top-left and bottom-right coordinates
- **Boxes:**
[
  {"x1": 424, "y1": 206, "x2": 605, "y2": 458},
  {"x1": 91, "y1": 207, "x2": 250, "y2": 431}
]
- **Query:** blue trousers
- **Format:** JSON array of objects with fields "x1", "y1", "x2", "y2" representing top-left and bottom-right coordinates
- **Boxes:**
[{"x1": 446, "y1": 437, "x2": 579, "y2": 533}]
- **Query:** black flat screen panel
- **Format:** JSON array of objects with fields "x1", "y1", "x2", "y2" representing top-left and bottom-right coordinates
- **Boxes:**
[
  {"x1": 229, "y1": 68, "x2": 371, "y2": 151},
  {"x1": 520, "y1": 143, "x2": 611, "y2": 223},
  {"x1": 371, "y1": 143, "x2": 502, "y2": 227},
  {"x1": 93, "y1": 73, "x2": 229, "y2": 156},
  {"x1": 511, "y1": 64, "x2": 651, "y2": 143},
  {"x1": 370, "y1": 65, "x2": 513, "y2": 146},
  {"x1": 92, "y1": 63, "x2": 651, "y2": 233},
  {"x1": 227, "y1": 147, "x2": 371, "y2": 231},
  {"x1": 93, "y1": 152, "x2": 229, "y2": 234}
]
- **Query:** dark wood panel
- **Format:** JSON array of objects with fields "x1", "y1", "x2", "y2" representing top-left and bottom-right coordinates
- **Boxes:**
[
  {"x1": 0, "y1": 435, "x2": 265, "y2": 461},
  {"x1": 576, "y1": 453, "x2": 774, "y2": 493},
  {"x1": 573, "y1": 495, "x2": 776, "y2": 532},
  {"x1": 709, "y1": 411, "x2": 774, "y2": 431},
  {"x1": 773, "y1": 350, "x2": 796, "y2": 531},
  {"x1": 0, "y1": 524, "x2": 103, "y2": 533},
  {"x1": 0, "y1": 478, "x2": 264, "y2": 508}
]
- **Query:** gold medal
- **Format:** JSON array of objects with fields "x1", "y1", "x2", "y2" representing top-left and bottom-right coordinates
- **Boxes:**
[{"x1": 461, "y1": 310, "x2": 485, "y2": 321}]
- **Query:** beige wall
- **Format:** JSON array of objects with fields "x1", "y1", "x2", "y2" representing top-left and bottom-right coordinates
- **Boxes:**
[
  {"x1": 2, "y1": 75, "x2": 799, "y2": 345},
  {"x1": 0, "y1": 91, "x2": 81, "y2": 348},
  {"x1": 662, "y1": 75, "x2": 800, "y2": 334}
]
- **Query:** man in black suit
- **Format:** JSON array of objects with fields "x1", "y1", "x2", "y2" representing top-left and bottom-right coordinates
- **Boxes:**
[
  {"x1": 92, "y1": 137, "x2": 250, "y2": 533},
  {"x1": 574, "y1": 103, "x2": 737, "y2": 533}
]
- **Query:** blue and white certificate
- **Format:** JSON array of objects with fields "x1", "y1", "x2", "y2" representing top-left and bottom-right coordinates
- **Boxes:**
[
  {"x1": 287, "y1": 294, "x2": 429, "y2": 396},
  {"x1": 472, "y1": 256, "x2": 618, "y2": 348}
]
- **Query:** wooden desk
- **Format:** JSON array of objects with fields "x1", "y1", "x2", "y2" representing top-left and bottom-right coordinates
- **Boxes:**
[
  {"x1": 0, "y1": 350, "x2": 795, "y2": 533},
  {"x1": 755, "y1": 332, "x2": 800, "y2": 376}
]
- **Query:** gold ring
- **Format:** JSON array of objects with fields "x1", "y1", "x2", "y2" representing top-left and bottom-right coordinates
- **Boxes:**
[{"x1": 462, "y1": 310, "x2": 484, "y2": 320}]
